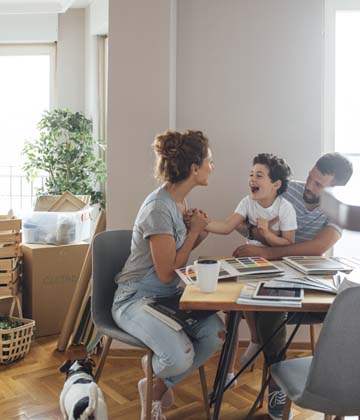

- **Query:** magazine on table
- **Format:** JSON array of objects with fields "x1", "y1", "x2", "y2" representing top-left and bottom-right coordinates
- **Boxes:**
[
  {"x1": 144, "y1": 294, "x2": 216, "y2": 334},
  {"x1": 282, "y1": 256, "x2": 354, "y2": 275},
  {"x1": 176, "y1": 257, "x2": 284, "y2": 285}
]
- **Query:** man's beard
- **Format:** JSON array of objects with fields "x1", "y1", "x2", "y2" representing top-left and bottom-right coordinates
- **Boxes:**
[{"x1": 303, "y1": 189, "x2": 320, "y2": 205}]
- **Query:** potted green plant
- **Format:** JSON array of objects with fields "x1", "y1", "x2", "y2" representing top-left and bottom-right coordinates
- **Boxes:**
[{"x1": 22, "y1": 109, "x2": 106, "y2": 207}]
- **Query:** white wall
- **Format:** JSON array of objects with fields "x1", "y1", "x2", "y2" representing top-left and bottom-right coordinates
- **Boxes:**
[
  {"x1": 0, "y1": 14, "x2": 58, "y2": 42},
  {"x1": 57, "y1": 9, "x2": 85, "y2": 111},
  {"x1": 107, "y1": 0, "x2": 325, "y2": 343}
]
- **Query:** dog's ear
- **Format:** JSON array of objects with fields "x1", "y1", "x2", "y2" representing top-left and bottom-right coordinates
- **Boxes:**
[
  {"x1": 84, "y1": 358, "x2": 96, "y2": 373},
  {"x1": 59, "y1": 360, "x2": 73, "y2": 373}
]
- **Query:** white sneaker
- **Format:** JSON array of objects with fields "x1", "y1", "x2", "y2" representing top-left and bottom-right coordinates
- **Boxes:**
[
  {"x1": 141, "y1": 355, "x2": 174, "y2": 408},
  {"x1": 138, "y1": 378, "x2": 166, "y2": 420},
  {"x1": 225, "y1": 372, "x2": 238, "y2": 389},
  {"x1": 239, "y1": 341, "x2": 261, "y2": 370}
]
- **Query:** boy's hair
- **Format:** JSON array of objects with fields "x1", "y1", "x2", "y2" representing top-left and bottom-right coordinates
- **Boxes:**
[
  {"x1": 315, "y1": 152, "x2": 353, "y2": 186},
  {"x1": 253, "y1": 153, "x2": 292, "y2": 195}
]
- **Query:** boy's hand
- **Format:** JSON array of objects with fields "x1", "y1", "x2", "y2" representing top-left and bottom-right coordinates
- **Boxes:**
[{"x1": 257, "y1": 218, "x2": 269, "y2": 235}]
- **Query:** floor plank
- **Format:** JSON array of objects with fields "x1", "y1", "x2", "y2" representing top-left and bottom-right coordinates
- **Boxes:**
[{"x1": 0, "y1": 336, "x2": 356, "y2": 419}]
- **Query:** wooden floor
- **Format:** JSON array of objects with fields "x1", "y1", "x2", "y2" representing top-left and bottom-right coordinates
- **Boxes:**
[{"x1": 0, "y1": 336, "x2": 355, "y2": 419}]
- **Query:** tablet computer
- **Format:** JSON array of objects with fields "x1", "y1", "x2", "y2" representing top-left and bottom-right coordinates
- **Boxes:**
[{"x1": 253, "y1": 282, "x2": 304, "y2": 300}]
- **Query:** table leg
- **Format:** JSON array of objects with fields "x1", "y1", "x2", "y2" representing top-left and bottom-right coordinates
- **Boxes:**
[{"x1": 212, "y1": 311, "x2": 241, "y2": 420}]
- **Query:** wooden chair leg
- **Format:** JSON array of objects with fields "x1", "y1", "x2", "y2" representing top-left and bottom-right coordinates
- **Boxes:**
[
  {"x1": 198, "y1": 365, "x2": 211, "y2": 420},
  {"x1": 282, "y1": 397, "x2": 292, "y2": 420},
  {"x1": 259, "y1": 360, "x2": 268, "y2": 408},
  {"x1": 145, "y1": 350, "x2": 153, "y2": 420},
  {"x1": 94, "y1": 335, "x2": 112, "y2": 382},
  {"x1": 310, "y1": 324, "x2": 317, "y2": 355}
]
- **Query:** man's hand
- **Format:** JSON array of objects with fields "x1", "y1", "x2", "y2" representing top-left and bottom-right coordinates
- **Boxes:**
[{"x1": 232, "y1": 244, "x2": 270, "y2": 258}]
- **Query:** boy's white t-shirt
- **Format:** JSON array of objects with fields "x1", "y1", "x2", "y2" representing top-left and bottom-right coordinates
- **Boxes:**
[{"x1": 235, "y1": 195, "x2": 297, "y2": 247}]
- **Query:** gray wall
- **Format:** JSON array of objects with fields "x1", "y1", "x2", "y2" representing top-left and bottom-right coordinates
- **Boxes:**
[
  {"x1": 108, "y1": 0, "x2": 326, "y2": 344},
  {"x1": 57, "y1": 9, "x2": 85, "y2": 111},
  {"x1": 107, "y1": 0, "x2": 324, "y2": 260},
  {"x1": 107, "y1": 0, "x2": 172, "y2": 227}
]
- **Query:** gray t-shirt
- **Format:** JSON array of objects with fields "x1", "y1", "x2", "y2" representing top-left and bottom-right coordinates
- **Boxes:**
[
  {"x1": 115, "y1": 185, "x2": 187, "y2": 286},
  {"x1": 283, "y1": 180, "x2": 341, "y2": 242}
]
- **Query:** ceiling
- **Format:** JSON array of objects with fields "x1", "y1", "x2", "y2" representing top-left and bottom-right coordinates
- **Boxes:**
[{"x1": 0, "y1": 0, "x2": 92, "y2": 14}]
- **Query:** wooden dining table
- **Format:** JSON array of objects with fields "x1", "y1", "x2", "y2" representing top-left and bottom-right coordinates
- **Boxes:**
[{"x1": 179, "y1": 276, "x2": 335, "y2": 420}]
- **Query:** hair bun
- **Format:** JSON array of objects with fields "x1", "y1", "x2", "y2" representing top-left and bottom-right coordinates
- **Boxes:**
[{"x1": 153, "y1": 130, "x2": 182, "y2": 159}]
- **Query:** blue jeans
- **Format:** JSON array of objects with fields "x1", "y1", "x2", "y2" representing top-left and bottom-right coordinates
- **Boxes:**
[{"x1": 112, "y1": 290, "x2": 224, "y2": 388}]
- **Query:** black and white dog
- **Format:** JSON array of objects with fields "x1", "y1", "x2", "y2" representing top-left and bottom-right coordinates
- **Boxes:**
[{"x1": 59, "y1": 359, "x2": 109, "y2": 420}]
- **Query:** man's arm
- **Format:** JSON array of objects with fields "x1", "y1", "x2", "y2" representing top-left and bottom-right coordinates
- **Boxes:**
[{"x1": 232, "y1": 226, "x2": 341, "y2": 259}]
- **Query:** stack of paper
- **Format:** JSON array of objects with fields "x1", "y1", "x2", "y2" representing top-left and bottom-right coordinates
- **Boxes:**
[
  {"x1": 236, "y1": 283, "x2": 303, "y2": 308},
  {"x1": 265, "y1": 276, "x2": 338, "y2": 294}
]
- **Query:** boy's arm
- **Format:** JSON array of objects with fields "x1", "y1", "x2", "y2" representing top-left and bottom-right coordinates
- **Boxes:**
[
  {"x1": 257, "y1": 218, "x2": 295, "y2": 246},
  {"x1": 261, "y1": 228, "x2": 295, "y2": 246},
  {"x1": 207, "y1": 213, "x2": 244, "y2": 235},
  {"x1": 232, "y1": 226, "x2": 341, "y2": 259}
]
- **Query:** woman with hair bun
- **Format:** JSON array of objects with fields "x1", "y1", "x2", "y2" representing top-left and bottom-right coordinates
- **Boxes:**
[{"x1": 112, "y1": 130, "x2": 224, "y2": 420}]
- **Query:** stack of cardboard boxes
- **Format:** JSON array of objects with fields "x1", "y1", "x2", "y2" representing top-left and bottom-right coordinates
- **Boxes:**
[{"x1": 22, "y1": 192, "x2": 91, "y2": 337}]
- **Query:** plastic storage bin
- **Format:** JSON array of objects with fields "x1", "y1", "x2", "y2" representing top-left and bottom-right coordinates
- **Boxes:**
[{"x1": 22, "y1": 208, "x2": 92, "y2": 245}]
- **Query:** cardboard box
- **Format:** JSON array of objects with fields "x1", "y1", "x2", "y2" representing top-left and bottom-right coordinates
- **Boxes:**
[{"x1": 22, "y1": 243, "x2": 89, "y2": 337}]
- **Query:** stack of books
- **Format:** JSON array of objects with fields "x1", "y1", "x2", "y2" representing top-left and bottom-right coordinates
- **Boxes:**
[
  {"x1": 236, "y1": 268, "x2": 360, "y2": 307},
  {"x1": 236, "y1": 283, "x2": 303, "y2": 308},
  {"x1": 143, "y1": 294, "x2": 216, "y2": 333}
]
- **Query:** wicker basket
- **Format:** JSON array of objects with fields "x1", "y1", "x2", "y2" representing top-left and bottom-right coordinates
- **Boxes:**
[{"x1": 0, "y1": 316, "x2": 35, "y2": 364}]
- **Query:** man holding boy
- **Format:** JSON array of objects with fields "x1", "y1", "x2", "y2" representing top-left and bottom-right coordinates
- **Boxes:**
[{"x1": 233, "y1": 152, "x2": 353, "y2": 420}]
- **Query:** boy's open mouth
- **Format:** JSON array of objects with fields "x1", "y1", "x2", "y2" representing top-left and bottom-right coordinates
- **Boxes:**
[{"x1": 250, "y1": 186, "x2": 259, "y2": 193}]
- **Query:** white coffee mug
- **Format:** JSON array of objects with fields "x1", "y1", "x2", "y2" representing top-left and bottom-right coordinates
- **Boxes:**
[{"x1": 185, "y1": 259, "x2": 221, "y2": 293}]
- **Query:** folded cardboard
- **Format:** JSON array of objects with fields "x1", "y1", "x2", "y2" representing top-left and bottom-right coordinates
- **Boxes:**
[
  {"x1": 22, "y1": 243, "x2": 88, "y2": 337},
  {"x1": 34, "y1": 194, "x2": 91, "y2": 211}
]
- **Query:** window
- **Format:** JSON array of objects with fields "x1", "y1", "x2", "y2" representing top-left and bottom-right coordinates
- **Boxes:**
[
  {"x1": 0, "y1": 44, "x2": 55, "y2": 213},
  {"x1": 324, "y1": 0, "x2": 360, "y2": 254}
]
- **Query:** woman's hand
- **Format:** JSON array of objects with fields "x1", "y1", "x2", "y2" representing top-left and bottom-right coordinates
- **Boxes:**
[
  {"x1": 184, "y1": 208, "x2": 209, "y2": 230},
  {"x1": 189, "y1": 209, "x2": 209, "y2": 234}
]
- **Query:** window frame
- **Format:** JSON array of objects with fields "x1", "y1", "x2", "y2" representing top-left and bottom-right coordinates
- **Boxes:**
[
  {"x1": 323, "y1": 0, "x2": 360, "y2": 154},
  {"x1": 0, "y1": 43, "x2": 56, "y2": 212},
  {"x1": 0, "y1": 43, "x2": 56, "y2": 109}
]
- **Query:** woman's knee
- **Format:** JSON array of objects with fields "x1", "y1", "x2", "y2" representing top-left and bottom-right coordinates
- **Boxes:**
[
  {"x1": 197, "y1": 314, "x2": 225, "y2": 349},
  {"x1": 156, "y1": 339, "x2": 195, "y2": 377}
]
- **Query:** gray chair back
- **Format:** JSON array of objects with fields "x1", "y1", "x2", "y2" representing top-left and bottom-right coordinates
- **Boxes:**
[
  {"x1": 303, "y1": 286, "x2": 360, "y2": 414},
  {"x1": 92, "y1": 229, "x2": 132, "y2": 331}
]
